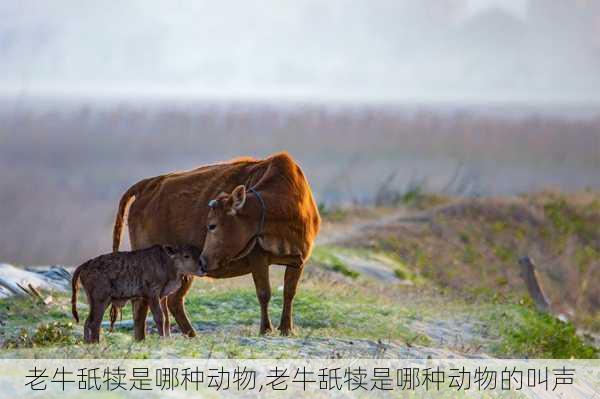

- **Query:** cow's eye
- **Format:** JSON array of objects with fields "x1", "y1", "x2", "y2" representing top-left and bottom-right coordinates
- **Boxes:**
[
  {"x1": 184, "y1": 254, "x2": 190, "y2": 259},
  {"x1": 208, "y1": 224, "x2": 217, "y2": 232}
]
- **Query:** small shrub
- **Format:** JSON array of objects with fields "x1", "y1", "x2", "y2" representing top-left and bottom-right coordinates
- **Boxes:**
[
  {"x1": 495, "y1": 307, "x2": 598, "y2": 359},
  {"x1": 494, "y1": 245, "x2": 514, "y2": 263},
  {"x1": 402, "y1": 186, "x2": 424, "y2": 206},
  {"x1": 394, "y1": 268, "x2": 408, "y2": 280},
  {"x1": 544, "y1": 197, "x2": 596, "y2": 243},
  {"x1": 463, "y1": 244, "x2": 478, "y2": 264},
  {"x1": 4, "y1": 321, "x2": 79, "y2": 348},
  {"x1": 574, "y1": 245, "x2": 599, "y2": 273},
  {"x1": 495, "y1": 276, "x2": 509, "y2": 287},
  {"x1": 491, "y1": 221, "x2": 507, "y2": 233},
  {"x1": 400, "y1": 186, "x2": 448, "y2": 209}
]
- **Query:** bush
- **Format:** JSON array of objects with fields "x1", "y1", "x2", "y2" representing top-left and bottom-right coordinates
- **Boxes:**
[
  {"x1": 495, "y1": 307, "x2": 598, "y2": 359},
  {"x1": 4, "y1": 321, "x2": 79, "y2": 348}
]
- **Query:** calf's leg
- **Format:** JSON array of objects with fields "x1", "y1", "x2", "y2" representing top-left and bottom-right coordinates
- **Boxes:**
[
  {"x1": 279, "y1": 265, "x2": 304, "y2": 336},
  {"x1": 167, "y1": 275, "x2": 196, "y2": 337},
  {"x1": 132, "y1": 298, "x2": 149, "y2": 341},
  {"x1": 85, "y1": 297, "x2": 109, "y2": 344},
  {"x1": 252, "y1": 263, "x2": 273, "y2": 334},
  {"x1": 148, "y1": 296, "x2": 165, "y2": 337}
]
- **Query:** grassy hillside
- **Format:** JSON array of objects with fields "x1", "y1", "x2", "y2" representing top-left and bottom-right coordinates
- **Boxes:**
[
  {"x1": 0, "y1": 191, "x2": 597, "y2": 359},
  {"x1": 346, "y1": 190, "x2": 600, "y2": 331}
]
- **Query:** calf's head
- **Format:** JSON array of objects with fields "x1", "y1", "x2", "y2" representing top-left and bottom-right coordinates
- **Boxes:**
[
  {"x1": 200, "y1": 185, "x2": 261, "y2": 271},
  {"x1": 163, "y1": 244, "x2": 204, "y2": 276}
]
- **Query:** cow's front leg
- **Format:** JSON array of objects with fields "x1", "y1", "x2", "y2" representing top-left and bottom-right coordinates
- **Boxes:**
[
  {"x1": 160, "y1": 297, "x2": 171, "y2": 337},
  {"x1": 279, "y1": 265, "x2": 304, "y2": 336},
  {"x1": 167, "y1": 275, "x2": 196, "y2": 337},
  {"x1": 252, "y1": 263, "x2": 273, "y2": 335}
]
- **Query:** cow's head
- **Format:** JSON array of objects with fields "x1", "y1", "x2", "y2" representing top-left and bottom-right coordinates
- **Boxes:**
[{"x1": 199, "y1": 185, "x2": 261, "y2": 272}]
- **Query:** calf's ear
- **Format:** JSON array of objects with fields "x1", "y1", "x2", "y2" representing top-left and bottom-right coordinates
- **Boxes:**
[
  {"x1": 228, "y1": 185, "x2": 247, "y2": 215},
  {"x1": 162, "y1": 245, "x2": 177, "y2": 256}
]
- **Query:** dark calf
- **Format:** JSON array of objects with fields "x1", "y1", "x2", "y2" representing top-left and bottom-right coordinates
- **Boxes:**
[{"x1": 71, "y1": 245, "x2": 203, "y2": 343}]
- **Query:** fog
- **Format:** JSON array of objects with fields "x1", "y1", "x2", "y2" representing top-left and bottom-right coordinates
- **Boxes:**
[
  {"x1": 1, "y1": 0, "x2": 599, "y2": 103},
  {"x1": 1, "y1": 1, "x2": 600, "y2": 264}
]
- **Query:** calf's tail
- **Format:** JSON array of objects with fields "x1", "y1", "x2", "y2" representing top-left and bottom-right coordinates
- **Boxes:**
[
  {"x1": 109, "y1": 304, "x2": 122, "y2": 332},
  {"x1": 71, "y1": 264, "x2": 84, "y2": 323}
]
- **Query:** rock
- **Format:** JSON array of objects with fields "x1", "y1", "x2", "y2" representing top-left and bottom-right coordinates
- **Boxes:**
[{"x1": 0, "y1": 263, "x2": 71, "y2": 299}]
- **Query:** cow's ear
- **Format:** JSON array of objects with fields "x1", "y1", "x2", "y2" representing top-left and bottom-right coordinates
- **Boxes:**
[
  {"x1": 162, "y1": 245, "x2": 177, "y2": 257},
  {"x1": 229, "y1": 185, "x2": 247, "y2": 215}
]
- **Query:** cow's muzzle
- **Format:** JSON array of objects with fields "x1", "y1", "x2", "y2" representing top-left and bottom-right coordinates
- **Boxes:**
[
  {"x1": 199, "y1": 255, "x2": 208, "y2": 273},
  {"x1": 199, "y1": 254, "x2": 220, "y2": 272}
]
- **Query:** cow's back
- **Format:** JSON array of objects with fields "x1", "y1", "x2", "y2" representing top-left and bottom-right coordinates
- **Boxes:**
[
  {"x1": 124, "y1": 152, "x2": 320, "y2": 266},
  {"x1": 127, "y1": 159, "x2": 254, "y2": 250}
]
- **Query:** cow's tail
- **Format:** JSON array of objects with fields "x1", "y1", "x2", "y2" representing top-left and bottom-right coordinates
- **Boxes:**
[
  {"x1": 110, "y1": 180, "x2": 147, "y2": 329},
  {"x1": 71, "y1": 263, "x2": 85, "y2": 323},
  {"x1": 112, "y1": 184, "x2": 140, "y2": 253}
]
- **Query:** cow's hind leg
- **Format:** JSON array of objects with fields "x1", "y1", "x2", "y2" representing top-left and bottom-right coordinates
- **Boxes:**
[
  {"x1": 252, "y1": 263, "x2": 273, "y2": 335},
  {"x1": 132, "y1": 298, "x2": 149, "y2": 341},
  {"x1": 279, "y1": 265, "x2": 304, "y2": 336},
  {"x1": 167, "y1": 275, "x2": 196, "y2": 337},
  {"x1": 84, "y1": 316, "x2": 93, "y2": 343}
]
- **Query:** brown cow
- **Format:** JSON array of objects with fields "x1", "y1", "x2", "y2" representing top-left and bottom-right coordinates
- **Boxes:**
[{"x1": 112, "y1": 152, "x2": 321, "y2": 339}]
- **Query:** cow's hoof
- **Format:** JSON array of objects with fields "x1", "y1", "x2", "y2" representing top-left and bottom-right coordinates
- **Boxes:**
[
  {"x1": 184, "y1": 329, "x2": 197, "y2": 338},
  {"x1": 134, "y1": 332, "x2": 146, "y2": 341},
  {"x1": 259, "y1": 326, "x2": 273, "y2": 335},
  {"x1": 279, "y1": 326, "x2": 295, "y2": 336}
]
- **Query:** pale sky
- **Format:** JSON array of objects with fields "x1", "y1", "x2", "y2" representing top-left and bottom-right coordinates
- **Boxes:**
[
  {"x1": 1, "y1": 0, "x2": 599, "y2": 103},
  {"x1": 464, "y1": 0, "x2": 528, "y2": 19}
]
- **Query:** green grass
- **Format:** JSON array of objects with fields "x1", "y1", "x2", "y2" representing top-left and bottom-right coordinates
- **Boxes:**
[
  {"x1": 1, "y1": 230, "x2": 597, "y2": 359},
  {"x1": 542, "y1": 196, "x2": 599, "y2": 252},
  {"x1": 312, "y1": 244, "x2": 425, "y2": 283},
  {"x1": 309, "y1": 245, "x2": 359, "y2": 278},
  {"x1": 544, "y1": 199, "x2": 583, "y2": 237},
  {"x1": 483, "y1": 305, "x2": 598, "y2": 359},
  {"x1": 371, "y1": 252, "x2": 420, "y2": 283},
  {"x1": 1, "y1": 285, "x2": 597, "y2": 359},
  {"x1": 401, "y1": 186, "x2": 449, "y2": 209},
  {"x1": 185, "y1": 285, "x2": 417, "y2": 341},
  {"x1": 0, "y1": 278, "x2": 425, "y2": 358},
  {"x1": 493, "y1": 245, "x2": 515, "y2": 263},
  {"x1": 317, "y1": 202, "x2": 349, "y2": 222}
]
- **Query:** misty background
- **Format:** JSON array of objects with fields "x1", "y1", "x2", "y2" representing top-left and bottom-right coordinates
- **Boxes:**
[
  {"x1": 2, "y1": 0, "x2": 600, "y2": 101},
  {"x1": 1, "y1": 0, "x2": 600, "y2": 264}
]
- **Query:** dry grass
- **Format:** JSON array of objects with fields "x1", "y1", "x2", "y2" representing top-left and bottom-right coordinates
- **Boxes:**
[
  {"x1": 341, "y1": 191, "x2": 600, "y2": 331},
  {"x1": 2, "y1": 101, "x2": 600, "y2": 265}
]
